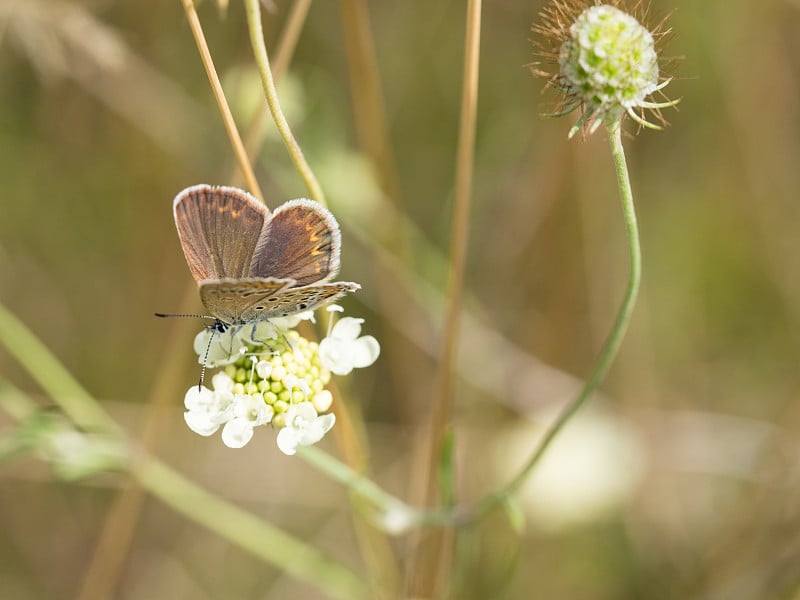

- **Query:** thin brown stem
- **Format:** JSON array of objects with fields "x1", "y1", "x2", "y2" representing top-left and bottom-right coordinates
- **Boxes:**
[
  {"x1": 410, "y1": 0, "x2": 482, "y2": 595},
  {"x1": 426, "y1": 0, "x2": 482, "y2": 508},
  {"x1": 179, "y1": 0, "x2": 262, "y2": 199},
  {"x1": 339, "y1": 0, "x2": 401, "y2": 209}
]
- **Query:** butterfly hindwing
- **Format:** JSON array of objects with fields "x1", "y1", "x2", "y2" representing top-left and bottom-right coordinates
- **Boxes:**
[
  {"x1": 200, "y1": 279, "x2": 360, "y2": 323},
  {"x1": 250, "y1": 199, "x2": 341, "y2": 286},
  {"x1": 199, "y1": 278, "x2": 294, "y2": 324},
  {"x1": 247, "y1": 282, "x2": 362, "y2": 320}
]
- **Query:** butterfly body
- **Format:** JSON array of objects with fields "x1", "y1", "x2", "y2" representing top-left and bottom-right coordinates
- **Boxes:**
[{"x1": 173, "y1": 185, "x2": 359, "y2": 325}]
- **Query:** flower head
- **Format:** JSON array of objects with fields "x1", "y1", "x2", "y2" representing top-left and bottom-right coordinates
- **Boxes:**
[
  {"x1": 183, "y1": 325, "x2": 335, "y2": 451},
  {"x1": 181, "y1": 311, "x2": 378, "y2": 453},
  {"x1": 532, "y1": 1, "x2": 678, "y2": 137}
]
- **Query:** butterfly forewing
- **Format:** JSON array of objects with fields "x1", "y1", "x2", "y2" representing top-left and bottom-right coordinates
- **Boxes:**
[
  {"x1": 250, "y1": 199, "x2": 341, "y2": 286},
  {"x1": 174, "y1": 185, "x2": 269, "y2": 282}
]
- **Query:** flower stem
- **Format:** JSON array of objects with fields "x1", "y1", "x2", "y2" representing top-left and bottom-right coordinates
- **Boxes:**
[
  {"x1": 478, "y1": 119, "x2": 641, "y2": 511},
  {"x1": 296, "y1": 445, "x2": 415, "y2": 527},
  {"x1": 180, "y1": 0, "x2": 263, "y2": 201},
  {"x1": 424, "y1": 0, "x2": 482, "y2": 504},
  {"x1": 230, "y1": 0, "x2": 311, "y2": 188},
  {"x1": 411, "y1": 0, "x2": 482, "y2": 594},
  {"x1": 339, "y1": 0, "x2": 402, "y2": 208},
  {"x1": 244, "y1": 0, "x2": 326, "y2": 207},
  {"x1": 133, "y1": 456, "x2": 371, "y2": 599},
  {"x1": 0, "y1": 303, "x2": 118, "y2": 432}
]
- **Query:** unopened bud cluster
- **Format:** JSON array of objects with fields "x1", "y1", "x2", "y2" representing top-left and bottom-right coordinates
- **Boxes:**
[
  {"x1": 183, "y1": 326, "x2": 336, "y2": 453},
  {"x1": 221, "y1": 331, "x2": 333, "y2": 427},
  {"x1": 532, "y1": 2, "x2": 677, "y2": 136},
  {"x1": 559, "y1": 5, "x2": 658, "y2": 123}
]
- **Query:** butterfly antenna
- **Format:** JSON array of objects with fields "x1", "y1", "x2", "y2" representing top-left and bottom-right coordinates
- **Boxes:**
[
  {"x1": 154, "y1": 312, "x2": 217, "y2": 321},
  {"x1": 197, "y1": 326, "x2": 219, "y2": 391}
]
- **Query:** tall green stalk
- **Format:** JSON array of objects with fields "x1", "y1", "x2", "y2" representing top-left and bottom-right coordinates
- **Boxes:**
[{"x1": 480, "y1": 119, "x2": 641, "y2": 512}]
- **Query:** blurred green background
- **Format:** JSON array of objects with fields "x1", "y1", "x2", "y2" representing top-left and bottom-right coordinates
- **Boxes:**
[{"x1": 1, "y1": 0, "x2": 800, "y2": 598}]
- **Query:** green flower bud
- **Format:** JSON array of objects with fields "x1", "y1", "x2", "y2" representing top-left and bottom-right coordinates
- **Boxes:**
[{"x1": 532, "y1": 1, "x2": 678, "y2": 137}]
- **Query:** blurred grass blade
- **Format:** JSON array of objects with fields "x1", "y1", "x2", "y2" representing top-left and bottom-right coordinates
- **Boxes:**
[
  {"x1": 438, "y1": 426, "x2": 457, "y2": 508},
  {"x1": 0, "y1": 302, "x2": 117, "y2": 432}
]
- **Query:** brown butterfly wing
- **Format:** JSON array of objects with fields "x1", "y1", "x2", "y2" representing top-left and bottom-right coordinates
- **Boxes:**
[
  {"x1": 250, "y1": 199, "x2": 341, "y2": 286},
  {"x1": 174, "y1": 185, "x2": 269, "y2": 282},
  {"x1": 250, "y1": 281, "x2": 362, "y2": 319},
  {"x1": 199, "y1": 278, "x2": 295, "y2": 324},
  {"x1": 200, "y1": 279, "x2": 360, "y2": 323}
]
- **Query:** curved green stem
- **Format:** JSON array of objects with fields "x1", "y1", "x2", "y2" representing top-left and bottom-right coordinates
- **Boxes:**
[
  {"x1": 244, "y1": 0, "x2": 326, "y2": 206},
  {"x1": 477, "y1": 119, "x2": 641, "y2": 513},
  {"x1": 134, "y1": 456, "x2": 371, "y2": 599},
  {"x1": 297, "y1": 445, "x2": 408, "y2": 512},
  {"x1": 285, "y1": 446, "x2": 459, "y2": 531}
]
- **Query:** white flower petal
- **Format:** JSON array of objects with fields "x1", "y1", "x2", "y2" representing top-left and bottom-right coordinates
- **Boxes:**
[
  {"x1": 276, "y1": 403, "x2": 335, "y2": 454},
  {"x1": 289, "y1": 402, "x2": 318, "y2": 423},
  {"x1": 319, "y1": 316, "x2": 380, "y2": 375},
  {"x1": 298, "y1": 412, "x2": 336, "y2": 446},
  {"x1": 260, "y1": 404, "x2": 275, "y2": 425},
  {"x1": 182, "y1": 384, "x2": 235, "y2": 440},
  {"x1": 184, "y1": 410, "x2": 221, "y2": 436},
  {"x1": 270, "y1": 310, "x2": 315, "y2": 332},
  {"x1": 184, "y1": 385, "x2": 213, "y2": 411},
  {"x1": 255, "y1": 360, "x2": 272, "y2": 379},
  {"x1": 193, "y1": 329, "x2": 212, "y2": 357},
  {"x1": 351, "y1": 335, "x2": 380, "y2": 368},
  {"x1": 319, "y1": 337, "x2": 354, "y2": 375},
  {"x1": 221, "y1": 418, "x2": 254, "y2": 448},
  {"x1": 312, "y1": 390, "x2": 333, "y2": 413},
  {"x1": 276, "y1": 426, "x2": 300, "y2": 455},
  {"x1": 330, "y1": 317, "x2": 364, "y2": 341},
  {"x1": 317, "y1": 413, "x2": 336, "y2": 435},
  {"x1": 211, "y1": 371, "x2": 235, "y2": 393},
  {"x1": 231, "y1": 394, "x2": 274, "y2": 426}
]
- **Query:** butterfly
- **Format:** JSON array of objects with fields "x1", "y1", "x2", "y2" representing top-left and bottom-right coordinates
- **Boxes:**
[{"x1": 172, "y1": 184, "x2": 359, "y2": 327}]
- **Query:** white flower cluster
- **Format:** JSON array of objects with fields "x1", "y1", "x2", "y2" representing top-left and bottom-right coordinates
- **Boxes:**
[{"x1": 183, "y1": 309, "x2": 379, "y2": 455}]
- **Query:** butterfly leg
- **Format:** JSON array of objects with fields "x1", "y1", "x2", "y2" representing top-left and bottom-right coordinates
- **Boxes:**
[
  {"x1": 271, "y1": 325, "x2": 298, "y2": 354},
  {"x1": 247, "y1": 322, "x2": 262, "y2": 346},
  {"x1": 226, "y1": 325, "x2": 242, "y2": 360}
]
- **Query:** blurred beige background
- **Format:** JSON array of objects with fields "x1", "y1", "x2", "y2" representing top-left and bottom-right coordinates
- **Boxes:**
[{"x1": 1, "y1": 1, "x2": 799, "y2": 598}]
